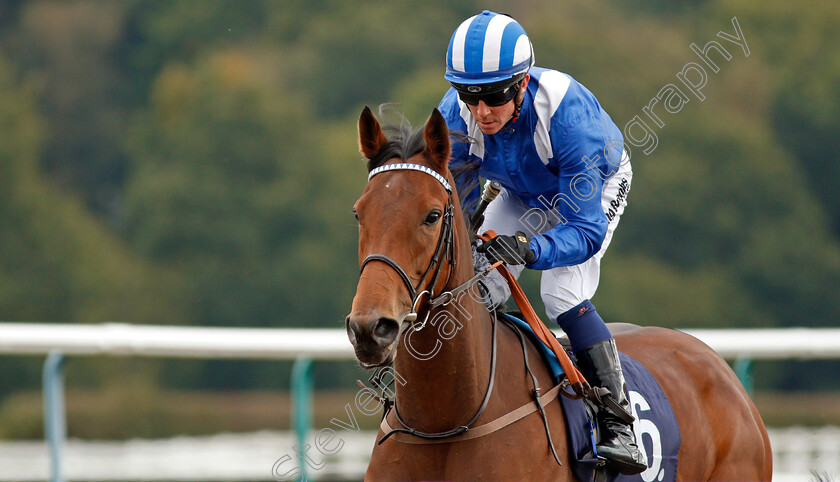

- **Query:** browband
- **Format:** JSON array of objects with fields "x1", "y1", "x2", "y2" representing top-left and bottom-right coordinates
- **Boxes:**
[{"x1": 368, "y1": 163, "x2": 452, "y2": 193}]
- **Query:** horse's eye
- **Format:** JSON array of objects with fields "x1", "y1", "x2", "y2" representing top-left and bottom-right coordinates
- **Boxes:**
[
  {"x1": 424, "y1": 210, "x2": 442, "y2": 225},
  {"x1": 352, "y1": 209, "x2": 359, "y2": 222}
]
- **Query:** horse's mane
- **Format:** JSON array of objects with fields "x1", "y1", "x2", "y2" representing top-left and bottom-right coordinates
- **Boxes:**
[{"x1": 368, "y1": 105, "x2": 481, "y2": 218}]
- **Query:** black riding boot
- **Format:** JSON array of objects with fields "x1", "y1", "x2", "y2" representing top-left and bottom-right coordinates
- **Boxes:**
[{"x1": 580, "y1": 339, "x2": 647, "y2": 475}]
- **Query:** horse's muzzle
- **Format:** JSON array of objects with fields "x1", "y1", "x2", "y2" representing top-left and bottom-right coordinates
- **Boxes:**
[{"x1": 345, "y1": 313, "x2": 400, "y2": 367}]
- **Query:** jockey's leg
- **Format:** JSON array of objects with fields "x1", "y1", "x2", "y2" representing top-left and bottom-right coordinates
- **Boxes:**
[
  {"x1": 556, "y1": 300, "x2": 646, "y2": 474},
  {"x1": 543, "y1": 159, "x2": 640, "y2": 473}
]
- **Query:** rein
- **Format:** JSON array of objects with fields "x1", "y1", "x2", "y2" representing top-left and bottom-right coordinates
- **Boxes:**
[
  {"x1": 377, "y1": 309, "x2": 500, "y2": 444},
  {"x1": 478, "y1": 231, "x2": 591, "y2": 396}
]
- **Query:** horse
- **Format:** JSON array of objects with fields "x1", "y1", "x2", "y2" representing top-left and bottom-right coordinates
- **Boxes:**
[{"x1": 345, "y1": 106, "x2": 772, "y2": 481}]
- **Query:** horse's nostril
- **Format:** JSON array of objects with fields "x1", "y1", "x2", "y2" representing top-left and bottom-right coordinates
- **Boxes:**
[
  {"x1": 345, "y1": 316, "x2": 360, "y2": 344},
  {"x1": 372, "y1": 317, "x2": 399, "y2": 344}
]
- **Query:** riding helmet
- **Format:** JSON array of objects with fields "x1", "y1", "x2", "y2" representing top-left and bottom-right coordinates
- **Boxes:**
[{"x1": 445, "y1": 10, "x2": 535, "y2": 95}]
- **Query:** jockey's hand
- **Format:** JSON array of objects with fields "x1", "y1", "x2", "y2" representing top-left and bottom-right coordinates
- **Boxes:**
[{"x1": 477, "y1": 231, "x2": 536, "y2": 266}]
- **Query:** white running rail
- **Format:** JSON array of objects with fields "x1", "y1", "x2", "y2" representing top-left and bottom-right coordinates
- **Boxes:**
[
  {"x1": 1, "y1": 323, "x2": 840, "y2": 482},
  {"x1": 2, "y1": 323, "x2": 840, "y2": 360}
]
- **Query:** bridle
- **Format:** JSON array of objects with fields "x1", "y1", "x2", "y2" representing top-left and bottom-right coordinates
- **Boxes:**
[
  {"x1": 356, "y1": 162, "x2": 501, "y2": 443},
  {"x1": 354, "y1": 162, "x2": 564, "y2": 463},
  {"x1": 359, "y1": 163, "x2": 457, "y2": 331}
]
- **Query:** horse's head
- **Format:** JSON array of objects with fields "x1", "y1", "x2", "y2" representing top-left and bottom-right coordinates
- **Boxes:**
[{"x1": 346, "y1": 106, "x2": 456, "y2": 368}]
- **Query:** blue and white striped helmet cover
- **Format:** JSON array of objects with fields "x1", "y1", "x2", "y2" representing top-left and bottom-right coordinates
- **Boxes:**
[{"x1": 445, "y1": 10, "x2": 534, "y2": 85}]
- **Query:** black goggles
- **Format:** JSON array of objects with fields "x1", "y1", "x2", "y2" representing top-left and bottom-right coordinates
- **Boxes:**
[{"x1": 452, "y1": 79, "x2": 522, "y2": 107}]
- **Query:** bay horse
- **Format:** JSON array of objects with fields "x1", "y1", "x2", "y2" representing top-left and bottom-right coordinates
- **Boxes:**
[{"x1": 346, "y1": 106, "x2": 772, "y2": 481}]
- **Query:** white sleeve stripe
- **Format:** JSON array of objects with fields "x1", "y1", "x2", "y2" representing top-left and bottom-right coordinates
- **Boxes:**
[{"x1": 533, "y1": 71, "x2": 571, "y2": 165}]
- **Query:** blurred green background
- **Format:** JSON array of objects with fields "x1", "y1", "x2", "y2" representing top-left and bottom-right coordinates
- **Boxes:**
[{"x1": 0, "y1": 0, "x2": 838, "y2": 438}]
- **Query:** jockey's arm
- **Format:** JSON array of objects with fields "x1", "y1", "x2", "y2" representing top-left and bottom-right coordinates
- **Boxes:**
[{"x1": 527, "y1": 120, "x2": 611, "y2": 271}]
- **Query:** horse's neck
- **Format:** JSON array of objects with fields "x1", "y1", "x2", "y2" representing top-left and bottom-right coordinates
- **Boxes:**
[{"x1": 393, "y1": 229, "x2": 494, "y2": 430}]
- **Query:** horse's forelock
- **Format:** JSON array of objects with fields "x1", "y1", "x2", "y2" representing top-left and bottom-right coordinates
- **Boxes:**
[
  {"x1": 365, "y1": 106, "x2": 439, "y2": 172},
  {"x1": 366, "y1": 125, "x2": 426, "y2": 172}
]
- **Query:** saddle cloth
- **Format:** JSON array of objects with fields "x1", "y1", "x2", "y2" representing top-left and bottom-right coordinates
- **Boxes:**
[{"x1": 500, "y1": 313, "x2": 680, "y2": 482}]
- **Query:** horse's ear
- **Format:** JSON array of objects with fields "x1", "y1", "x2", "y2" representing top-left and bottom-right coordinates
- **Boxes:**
[
  {"x1": 423, "y1": 108, "x2": 451, "y2": 172},
  {"x1": 358, "y1": 106, "x2": 388, "y2": 161}
]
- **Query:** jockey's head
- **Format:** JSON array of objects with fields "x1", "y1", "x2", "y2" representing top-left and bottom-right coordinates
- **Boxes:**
[{"x1": 445, "y1": 10, "x2": 534, "y2": 134}]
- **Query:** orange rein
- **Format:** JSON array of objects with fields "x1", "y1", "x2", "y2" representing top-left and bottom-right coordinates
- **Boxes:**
[{"x1": 478, "y1": 230, "x2": 590, "y2": 396}]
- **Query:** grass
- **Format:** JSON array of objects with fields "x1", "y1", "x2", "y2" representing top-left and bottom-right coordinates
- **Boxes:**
[
  {"x1": 753, "y1": 391, "x2": 840, "y2": 427},
  {"x1": 1, "y1": 386, "x2": 837, "y2": 440},
  {"x1": 0, "y1": 385, "x2": 383, "y2": 440}
]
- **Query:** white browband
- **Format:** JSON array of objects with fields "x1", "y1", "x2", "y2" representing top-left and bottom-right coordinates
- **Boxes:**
[{"x1": 368, "y1": 163, "x2": 452, "y2": 193}]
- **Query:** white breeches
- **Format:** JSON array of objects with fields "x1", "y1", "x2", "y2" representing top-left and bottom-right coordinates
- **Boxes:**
[{"x1": 476, "y1": 156, "x2": 632, "y2": 321}]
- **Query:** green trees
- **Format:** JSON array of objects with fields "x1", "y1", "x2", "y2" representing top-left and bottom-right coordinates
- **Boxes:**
[
  {"x1": 0, "y1": 54, "x2": 176, "y2": 324},
  {"x1": 0, "y1": 0, "x2": 837, "y2": 394},
  {"x1": 0, "y1": 53, "x2": 182, "y2": 396},
  {"x1": 125, "y1": 49, "x2": 359, "y2": 329}
]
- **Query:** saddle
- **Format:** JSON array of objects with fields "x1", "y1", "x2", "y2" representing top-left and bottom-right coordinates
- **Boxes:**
[{"x1": 499, "y1": 309, "x2": 680, "y2": 482}]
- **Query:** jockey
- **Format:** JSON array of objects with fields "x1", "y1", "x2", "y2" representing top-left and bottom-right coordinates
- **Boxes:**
[{"x1": 437, "y1": 10, "x2": 646, "y2": 474}]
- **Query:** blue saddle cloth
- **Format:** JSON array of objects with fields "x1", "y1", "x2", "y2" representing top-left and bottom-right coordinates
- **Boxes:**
[{"x1": 500, "y1": 313, "x2": 680, "y2": 482}]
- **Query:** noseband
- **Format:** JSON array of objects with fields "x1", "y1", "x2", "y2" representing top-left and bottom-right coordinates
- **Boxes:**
[{"x1": 359, "y1": 163, "x2": 456, "y2": 329}]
